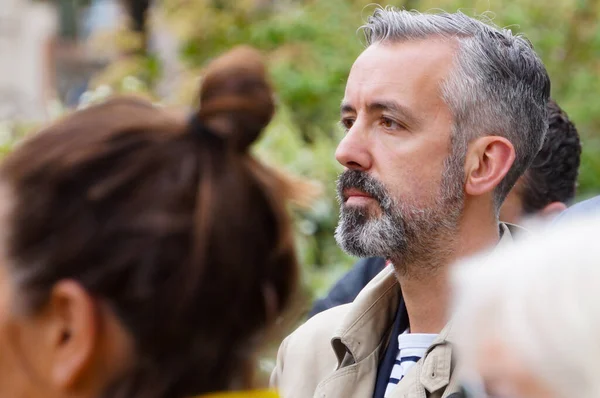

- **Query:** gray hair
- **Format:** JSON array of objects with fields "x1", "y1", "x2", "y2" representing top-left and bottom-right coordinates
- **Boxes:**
[{"x1": 362, "y1": 8, "x2": 551, "y2": 207}]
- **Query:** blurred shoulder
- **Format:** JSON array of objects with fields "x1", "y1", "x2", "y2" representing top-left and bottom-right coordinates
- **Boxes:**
[{"x1": 554, "y1": 196, "x2": 600, "y2": 224}]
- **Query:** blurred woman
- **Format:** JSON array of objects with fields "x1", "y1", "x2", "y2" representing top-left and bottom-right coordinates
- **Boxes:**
[
  {"x1": 451, "y1": 214, "x2": 600, "y2": 398},
  {"x1": 0, "y1": 46, "x2": 305, "y2": 398}
]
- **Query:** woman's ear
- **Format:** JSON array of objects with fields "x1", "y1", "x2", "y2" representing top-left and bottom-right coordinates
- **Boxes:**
[
  {"x1": 464, "y1": 136, "x2": 515, "y2": 197},
  {"x1": 46, "y1": 280, "x2": 97, "y2": 390}
]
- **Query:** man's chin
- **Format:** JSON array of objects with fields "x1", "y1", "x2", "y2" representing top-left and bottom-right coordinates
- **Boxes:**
[
  {"x1": 334, "y1": 230, "x2": 373, "y2": 258},
  {"x1": 335, "y1": 219, "x2": 386, "y2": 258}
]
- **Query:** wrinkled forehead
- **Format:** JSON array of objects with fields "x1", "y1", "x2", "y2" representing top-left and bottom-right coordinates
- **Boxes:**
[{"x1": 344, "y1": 39, "x2": 458, "y2": 116}]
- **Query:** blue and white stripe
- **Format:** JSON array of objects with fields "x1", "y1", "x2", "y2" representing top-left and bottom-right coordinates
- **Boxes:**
[{"x1": 384, "y1": 330, "x2": 437, "y2": 397}]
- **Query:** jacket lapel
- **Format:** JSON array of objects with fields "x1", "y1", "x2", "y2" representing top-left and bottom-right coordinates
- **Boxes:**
[
  {"x1": 313, "y1": 223, "x2": 517, "y2": 398},
  {"x1": 385, "y1": 342, "x2": 460, "y2": 398},
  {"x1": 314, "y1": 267, "x2": 400, "y2": 397}
]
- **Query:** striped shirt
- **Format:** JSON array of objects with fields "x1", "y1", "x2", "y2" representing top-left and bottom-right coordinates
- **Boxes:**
[{"x1": 384, "y1": 329, "x2": 437, "y2": 398}]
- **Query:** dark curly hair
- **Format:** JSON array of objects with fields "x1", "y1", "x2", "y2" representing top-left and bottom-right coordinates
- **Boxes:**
[{"x1": 521, "y1": 99, "x2": 581, "y2": 214}]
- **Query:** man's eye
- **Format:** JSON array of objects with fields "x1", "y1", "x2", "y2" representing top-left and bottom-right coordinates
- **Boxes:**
[
  {"x1": 380, "y1": 117, "x2": 400, "y2": 130},
  {"x1": 341, "y1": 118, "x2": 355, "y2": 130}
]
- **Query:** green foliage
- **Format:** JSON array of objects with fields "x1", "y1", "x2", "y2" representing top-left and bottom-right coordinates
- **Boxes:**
[
  {"x1": 90, "y1": 0, "x2": 600, "y2": 303},
  {"x1": 160, "y1": 0, "x2": 370, "y2": 135},
  {"x1": 149, "y1": 0, "x2": 382, "y2": 301},
  {"x1": 255, "y1": 108, "x2": 355, "y2": 300}
]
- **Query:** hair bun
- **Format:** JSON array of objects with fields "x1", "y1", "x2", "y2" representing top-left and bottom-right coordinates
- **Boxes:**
[{"x1": 195, "y1": 46, "x2": 275, "y2": 152}]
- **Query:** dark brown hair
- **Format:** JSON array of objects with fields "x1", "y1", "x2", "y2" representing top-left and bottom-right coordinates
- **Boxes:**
[
  {"x1": 0, "y1": 46, "x2": 303, "y2": 398},
  {"x1": 521, "y1": 99, "x2": 581, "y2": 214}
]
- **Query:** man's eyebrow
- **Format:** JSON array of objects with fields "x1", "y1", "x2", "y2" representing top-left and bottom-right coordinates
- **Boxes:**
[
  {"x1": 367, "y1": 100, "x2": 420, "y2": 127},
  {"x1": 340, "y1": 100, "x2": 421, "y2": 128},
  {"x1": 340, "y1": 102, "x2": 355, "y2": 115}
]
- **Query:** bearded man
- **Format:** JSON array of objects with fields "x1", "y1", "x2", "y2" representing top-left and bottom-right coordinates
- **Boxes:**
[
  {"x1": 271, "y1": 8, "x2": 551, "y2": 398},
  {"x1": 309, "y1": 99, "x2": 582, "y2": 319}
]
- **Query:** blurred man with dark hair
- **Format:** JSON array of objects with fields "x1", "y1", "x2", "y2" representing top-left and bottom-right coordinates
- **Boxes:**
[
  {"x1": 501, "y1": 99, "x2": 581, "y2": 223},
  {"x1": 309, "y1": 98, "x2": 581, "y2": 319}
]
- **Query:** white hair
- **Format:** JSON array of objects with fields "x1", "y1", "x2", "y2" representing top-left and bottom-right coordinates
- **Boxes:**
[{"x1": 451, "y1": 213, "x2": 600, "y2": 398}]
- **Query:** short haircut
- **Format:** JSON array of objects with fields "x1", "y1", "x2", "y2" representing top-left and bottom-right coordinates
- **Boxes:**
[
  {"x1": 362, "y1": 8, "x2": 551, "y2": 207},
  {"x1": 520, "y1": 99, "x2": 581, "y2": 213}
]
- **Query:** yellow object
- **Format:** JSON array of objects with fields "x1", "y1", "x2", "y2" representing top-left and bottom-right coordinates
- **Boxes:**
[{"x1": 199, "y1": 390, "x2": 279, "y2": 398}]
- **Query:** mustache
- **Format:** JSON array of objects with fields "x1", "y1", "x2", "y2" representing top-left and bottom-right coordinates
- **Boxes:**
[{"x1": 336, "y1": 170, "x2": 390, "y2": 206}]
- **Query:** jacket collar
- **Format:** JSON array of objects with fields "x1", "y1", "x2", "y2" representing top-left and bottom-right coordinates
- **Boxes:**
[
  {"x1": 330, "y1": 223, "x2": 519, "y2": 367},
  {"x1": 331, "y1": 264, "x2": 399, "y2": 365}
]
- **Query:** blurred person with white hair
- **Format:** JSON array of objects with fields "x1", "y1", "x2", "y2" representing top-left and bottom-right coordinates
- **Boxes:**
[{"x1": 451, "y1": 214, "x2": 600, "y2": 398}]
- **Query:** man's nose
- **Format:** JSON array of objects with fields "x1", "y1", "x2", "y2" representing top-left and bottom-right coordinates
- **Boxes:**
[{"x1": 335, "y1": 125, "x2": 372, "y2": 171}]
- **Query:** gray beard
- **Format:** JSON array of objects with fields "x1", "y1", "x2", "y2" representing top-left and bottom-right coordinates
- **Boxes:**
[
  {"x1": 335, "y1": 197, "x2": 462, "y2": 273},
  {"x1": 334, "y1": 155, "x2": 465, "y2": 274}
]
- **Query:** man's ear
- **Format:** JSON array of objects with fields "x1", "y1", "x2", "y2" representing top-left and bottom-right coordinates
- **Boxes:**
[
  {"x1": 464, "y1": 136, "x2": 515, "y2": 197},
  {"x1": 46, "y1": 280, "x2": 97, "y2": 390},
  {"x1": 539, "y1": 201, "x2": 567, "y2": 219}
]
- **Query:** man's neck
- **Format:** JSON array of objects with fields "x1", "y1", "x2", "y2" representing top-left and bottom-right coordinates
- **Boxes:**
[
  {"x1": 396, "y1": 269, "x2": 450, "y2": 333},
  {"x1": 394, "y1": 215, "x2": 500, "y2": 334}
]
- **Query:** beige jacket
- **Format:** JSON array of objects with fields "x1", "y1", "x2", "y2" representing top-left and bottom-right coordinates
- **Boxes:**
[{"x1": 271, "y1": 224, "x2": 518, "y2": 398}]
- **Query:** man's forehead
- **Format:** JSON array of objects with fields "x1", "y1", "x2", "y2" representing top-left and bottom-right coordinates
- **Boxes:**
[
  {"x1": 344, "y1": 40, "x2": 457, "y2": 110},
  {"x1": 354, "y1": 38, "x2": 457, "y2": 65}
]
